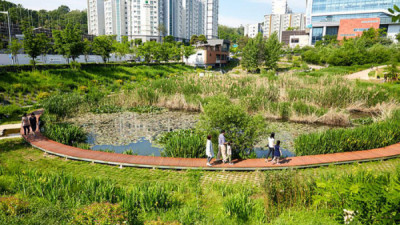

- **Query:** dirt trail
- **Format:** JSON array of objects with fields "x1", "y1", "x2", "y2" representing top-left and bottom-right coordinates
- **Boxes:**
[{"x1": 345, "y1": 65, "x2": 387, "y2": 80}]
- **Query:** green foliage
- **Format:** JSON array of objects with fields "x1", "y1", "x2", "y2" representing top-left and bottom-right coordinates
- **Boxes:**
[
  {"x1": 41, "y1": 93, "x2": 83, "y2": 119},
  {"x1": 7, "y1": 38, "x2": 22, "y2": 64},
  {"x1": 52, "y1": 23, "x2": 84, "y2": 62},
  {"x1": 265, "y1": 32, "x2": 283, "y2": 70},
  {"x1": 295, "y1": 110, "x2": 400, "y2": 155},
  {"x1": 160, "y1": 129, "x2": 205, "y2": 158},
  {"x1": 218, "y1": 25, "x2": 244, "y2": 43},
  {"x1": 92, "y1": 35, "x2": 116, "y2": 63},
  {"x1": 303, "y1": 29, "x2": 392, "y2": 66},
  {"x1": 223, "y1": 192, "x2": 254, "y2": 221},
  {"x1": 242, "y1": 32, "x2": 282, "y2": 72},
  {"x1": 71, "y1": 202, "x2": 128, "y2": 225},
  {"x1": 197, "y1": 96, "x2": 266, "y2": 158},
  {"x1": 313, "y1": 168, "x2": 400, "y2": 224},
  {"x1": 43, "y1": 123, "x2": 87, "y2": 146},
  {"x1": 21, "y1": 22, "x2": 51, "y2": 67}
]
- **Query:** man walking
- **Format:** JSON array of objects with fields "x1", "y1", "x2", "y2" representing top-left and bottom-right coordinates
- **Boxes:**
[{"x1": 217, "y1": 130, "x2": 228, "y2": 163}]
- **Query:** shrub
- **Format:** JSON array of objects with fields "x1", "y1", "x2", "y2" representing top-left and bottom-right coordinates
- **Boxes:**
[
  {"x1": 160, "y1": 129, "x2": 205, "y2": 158},
  {"x1": 0, "y1": 105, "x2": 22, "y2": 118},
  {"x1": 0, "y1": 196, "x2": 29, "y2": 216},
  {"x1": 43, "y1": 123, "x2": 87, "y2": 146},
  {"x1": 197, "y1": 96, "x2": 266, "y2": 159},
  {"x1": 295, "y1": 110, "x2": 400, "y2": 155},
  {"x1": 71, "y1": 202, "x2": 128, "y2": 225},
  {"x1": 128, "y1": 105, "x2": 166, "y2": 114}
]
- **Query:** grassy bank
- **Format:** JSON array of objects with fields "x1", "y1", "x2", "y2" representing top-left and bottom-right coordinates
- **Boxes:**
[
  {"x1": 1, "y1": 138, "x2": 400, "y2": 224},
  {"x1": 0, "y1": 64, "x2": 194, "y2": 124}
]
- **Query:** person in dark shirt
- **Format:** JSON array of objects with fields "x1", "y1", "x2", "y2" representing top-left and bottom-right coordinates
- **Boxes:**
[
  {"x1": 29, "y1": 113, "x2": 37, "y2": 135},
  {"x1": 272, "y1": 140, "x2": 282, "y2": 165}
]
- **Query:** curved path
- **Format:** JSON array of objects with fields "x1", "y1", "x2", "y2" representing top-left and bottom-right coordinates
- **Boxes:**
[{"x1": 23, "y1": 129, "x2": 400, "y2": 171}]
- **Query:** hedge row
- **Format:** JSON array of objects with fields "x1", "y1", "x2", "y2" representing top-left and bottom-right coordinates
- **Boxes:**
[{"x1": 0, "y1": 62, "x2": 185, "y2": 73}]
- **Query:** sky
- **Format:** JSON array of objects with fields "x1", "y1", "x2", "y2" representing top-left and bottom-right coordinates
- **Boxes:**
[{"x1": 9, "y1": 0, "x2": 306, "y2": 27}]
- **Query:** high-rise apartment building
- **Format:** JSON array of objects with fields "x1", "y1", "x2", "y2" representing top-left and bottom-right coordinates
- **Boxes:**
[
  {"x1": 264, "y1": 13, "x2": 306, "y2": 41},
  {"x1": 87, "y1": 0, "x2": 218, "y2": 42},
  {"x1": 244, "y1": 23, "x2": 263, "y2": 38},
  {"x1": 87, "y1": 0, "x2": 105, "y2": 36},
  {"x1": 307, "y1": 0, "x2": 400, "y2": 44}
]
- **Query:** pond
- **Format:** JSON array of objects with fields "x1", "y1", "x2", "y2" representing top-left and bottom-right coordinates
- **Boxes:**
[{"x1": 70, "y1": 111, "x2": 333, "y2": 158}]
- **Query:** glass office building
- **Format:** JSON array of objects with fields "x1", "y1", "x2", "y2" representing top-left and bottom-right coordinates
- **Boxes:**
[{"x1": 307, "y1": 0, "x2": 400, "y2": 44}]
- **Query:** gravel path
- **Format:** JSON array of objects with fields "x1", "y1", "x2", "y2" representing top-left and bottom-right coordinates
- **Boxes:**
[{"x1": 345, "y1": 65, "x2": 387, "y2": 80}]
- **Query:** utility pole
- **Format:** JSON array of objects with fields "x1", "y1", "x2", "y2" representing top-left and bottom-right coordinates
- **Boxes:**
[{"x1": 0, "y1": 11, "x2": 12, "y2": 65}]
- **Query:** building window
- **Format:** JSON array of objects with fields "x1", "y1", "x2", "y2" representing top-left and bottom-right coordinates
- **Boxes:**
[
  {"x1": 291, "y1": 38, "x2": 299, "y2": 43},
  {"x1": 312, "y1": 27, "x2": 323, "y2": 44}
]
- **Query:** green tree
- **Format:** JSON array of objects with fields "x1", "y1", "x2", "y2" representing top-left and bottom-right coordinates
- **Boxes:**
[
  {"x1": 197, "y1": 96, "x2": 266, "y2": 159},
  {"x1": 264, "y1": 32, "x2": 282, "y2": 70},
  {"x1": 198, "y1": 34, "x2": 208, "y2": 44},
  {"x1": 183, "y1": 45, "x2": 196, "y2": 63},
  {"x1": 218, "y1": 25, "x2": 244, "y2": 43},
  {"x1": 7, "y1": 38, "x2": 22, "y2": 64},
  {"x1": 241, "y1": 37, "x2": 259, "y2": 72},
  {"x1": 82, "y1": 38, "x2": 92, "y2": 63},
  {"x1": 53, "y1": 23, "x2": 84, "y2": 62},
  {"x1": 21, "y1": 22, "x2": 50, "y2": 68},
  {"x1": 92, "y1": 35, "x2": 116, "y2": 63},
  {"x1": 384, "y1": 60, "x2": 399, "y2": 81},
  {"x1": 137, "y1": 41, "x2": 157, "y2": 63},
  {"x1": 113, "y1": 36, "x2": 130, "y2": 60},
  {"x1": 163, "y1": 35, "x2": 175, "y2": 43},
  {"x1": 190, "y1": 35, "x2": 199, "y2": 45},
  {"x1": 388, "y1": 5, "x2": 400, "y2": 22}
]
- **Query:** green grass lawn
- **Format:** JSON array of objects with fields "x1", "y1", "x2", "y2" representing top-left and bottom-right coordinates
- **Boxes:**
[{"x1": 1, "y1": 138, "x2": 399, "y2": 224}]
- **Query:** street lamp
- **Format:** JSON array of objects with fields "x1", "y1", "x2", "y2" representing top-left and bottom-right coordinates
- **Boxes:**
[{"x1": 0, "y1": 11, "x2": 12, "y2": 64}]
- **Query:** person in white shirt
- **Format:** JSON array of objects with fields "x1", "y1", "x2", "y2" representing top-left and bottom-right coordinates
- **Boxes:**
[
  {"x1": 217, "y1": 130, "x2": 228, "y2": 163},
  {"x1": 206, "y1": 135, "x2": 214, "y2": 167},
  {"x1": 265, "y1": 132, "x2": 275, "y2": 162}
]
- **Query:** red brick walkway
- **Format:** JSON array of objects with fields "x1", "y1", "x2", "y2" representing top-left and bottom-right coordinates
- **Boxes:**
[{"x1": 23, "y1": 130, "x2": 400, "y2": 171}]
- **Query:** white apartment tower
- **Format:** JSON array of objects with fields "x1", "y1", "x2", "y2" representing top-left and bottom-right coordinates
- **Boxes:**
[
  {"x1": 204, "y1": 0, "x2": 218, "y2": 39},
  {"x1": 244, "y1": 23, "x2": 263, "y2": 38},
  {"x1": 264, "y1": 13, "x2": 306, "y2": 41},
  {"x1": 87, "y1": 0, "x2": 105, "y2": 36},
  {"x1": 87, "y1": 0, "x2": 219, "y2": 42},
  {"x1": 272, "y1": 0, "x2": 288, "y2": 15}
]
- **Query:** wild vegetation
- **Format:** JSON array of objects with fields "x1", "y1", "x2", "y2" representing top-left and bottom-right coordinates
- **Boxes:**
[{"x1": 1, "y1": 138, "x2": 400, "y2": 224}]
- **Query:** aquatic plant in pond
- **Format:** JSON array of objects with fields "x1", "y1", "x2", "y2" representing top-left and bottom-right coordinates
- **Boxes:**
[
  {"x1": 295, "y1": 110, "x2": 400, "y2": 156},
  {"x1": 159, "y1": 129, "x2": 205, "y2": 158},
  {"x1": 43, "y1": 123, "x2": 87, "y2": 146}
]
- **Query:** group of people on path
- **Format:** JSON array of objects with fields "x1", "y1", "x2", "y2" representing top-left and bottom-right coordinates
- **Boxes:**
[
  {"x1": 21, "y1": 113, "x2": 38, "y2": 136},
  {"x1": 205, "y1": 131, "x2": 282, "y2": 167}
]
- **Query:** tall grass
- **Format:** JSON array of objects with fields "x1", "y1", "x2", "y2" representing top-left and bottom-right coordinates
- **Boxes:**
[
  {"x1": 43, "y1": 123, "x2": 87, "y2": 146},
  {"x1": 295, "y1": 110, "x2": 400, "y2": 155}
]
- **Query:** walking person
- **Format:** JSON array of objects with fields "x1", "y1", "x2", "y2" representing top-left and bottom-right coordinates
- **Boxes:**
[
  {"x1": 206, "y1": 135, "x2": 214, "y2": 167},
  {"x1": 21, "y1": 113, "x2": 30, "y2": 136},
  {"x1": 217, "y1": 130, "x2": 228, "y2": 163},
  {"x1": 272, "y1": 140, "x2": 282, "y2": 165},
  {"x1": 227, "y1": 142, "x2": 233, "y2": 165},
  {"x1": 29, "y1": 113, "x2": 37, "y2": 135},
  {"x1": 265, "y1": 133, "x2": 275, "y2": 162}
]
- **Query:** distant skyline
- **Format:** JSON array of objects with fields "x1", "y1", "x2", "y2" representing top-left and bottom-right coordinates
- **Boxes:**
[{"x1": 9, "y1": 0, "x2": 306, "y2": 27}]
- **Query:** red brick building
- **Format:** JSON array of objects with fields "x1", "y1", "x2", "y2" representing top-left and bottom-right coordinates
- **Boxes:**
[{"x1": 337, "y1": 18, "x2": 380, "y2": 41}]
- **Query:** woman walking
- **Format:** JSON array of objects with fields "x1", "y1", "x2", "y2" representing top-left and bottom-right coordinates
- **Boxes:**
[
  {"x1": 265, "y1": 133, "x2": 275, "y2": 162},
  {"x1": 21, "y1": 113, "x2": 30, "y2": 135},
  {"x1": 206, "y1": 135, "x2": 214, "y2": 167},
  {"x1": 29, "y1": 113, "x2": 37, "y2": 134}
]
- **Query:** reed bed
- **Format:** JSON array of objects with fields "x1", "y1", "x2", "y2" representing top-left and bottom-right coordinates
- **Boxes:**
[
  {"x1": 295, "y1": 110, "x2": 400, "y2": 156},
  {"x1": 114, "y1": 73, "x2": 399, "y2": 126}
]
